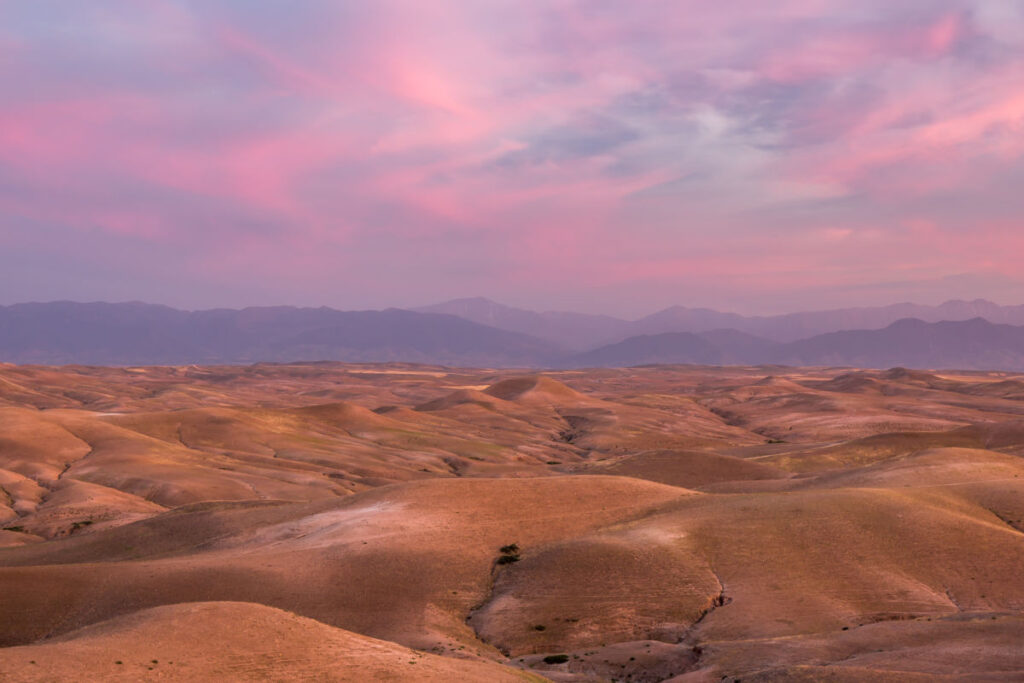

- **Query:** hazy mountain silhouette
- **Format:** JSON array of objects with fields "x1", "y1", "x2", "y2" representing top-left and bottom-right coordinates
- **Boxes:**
[
  {"x1": 569, "y1": 330, "x2": 780, "y2": 367},
  {"x1": 0, "y1": 302, "x2": 563, "y2": 366},
  {"x1": 780, "y1": 317, "x2": 1024, "y2": 369},
  {"x1": 413, "y1": 297, "x2": 632, "y2": 349},
  {"x1": 4, "y1": 302, "x2": 1024, "y2": 370},
  {"x1": 569, "y1": 318, "x2": 1024, "y2": 371},
  {"x1": 421, "y1": 297, "x2": 1024, "y2": 346},
  {"x1": 645, "y1": 299, "x2": 1024, "y2": 342}
]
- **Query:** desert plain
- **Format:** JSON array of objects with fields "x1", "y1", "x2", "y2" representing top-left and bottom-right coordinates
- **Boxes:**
[{"x1": 0, "y1": 361, "x2": 1023, "y2": 681}]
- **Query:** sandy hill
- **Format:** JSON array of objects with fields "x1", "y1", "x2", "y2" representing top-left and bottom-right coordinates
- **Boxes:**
[
  {"x1": 0, "y1": 601, "x2": 546, "y2": 682},
  {"x1": 2, "y1": 363, "x2": 1024, "y2": 680},
  {"x1": 484, "y1": 375, "x2": 591, "y2": 403}
]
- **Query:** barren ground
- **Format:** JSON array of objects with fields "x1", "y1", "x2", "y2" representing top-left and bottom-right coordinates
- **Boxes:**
[{"x1": 1, "y1": 362, "x2": 1023, "y2": 681}]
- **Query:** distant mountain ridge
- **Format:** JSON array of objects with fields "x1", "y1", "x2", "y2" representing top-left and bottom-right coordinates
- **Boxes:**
[
  {"x1": 414, "y1": 297, "x2": 632, "y2": 349},
  {"x1": 639, "y1": 299, "x2": 1024, "y2": 343},
  {"x1": 0, "y1": 302, "x2": 562, "y2": 367},
  {"x1": 3, "y1": 301, "x2": 1024, "y2": 370},
  {"x1": 418, "y1": 297, "x2": 1024, "y2": 348},
  {"x1": 568, "y1": 317, "x2": 1024, "y2": 371}
]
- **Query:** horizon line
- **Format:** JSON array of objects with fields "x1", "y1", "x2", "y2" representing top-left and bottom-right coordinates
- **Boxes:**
[{"x1": 0, "y1": 296, "x2": 1018, "y2": 322}]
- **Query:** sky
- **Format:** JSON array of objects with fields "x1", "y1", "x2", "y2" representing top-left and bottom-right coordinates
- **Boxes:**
[{"x1": 1, "y1": 1, "x2": 1023, "y2": 317}]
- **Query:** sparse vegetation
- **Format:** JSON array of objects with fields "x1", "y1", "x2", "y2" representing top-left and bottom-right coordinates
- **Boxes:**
[{"x1": 496, "y1": 543, "x2": 521, "y2": 564}]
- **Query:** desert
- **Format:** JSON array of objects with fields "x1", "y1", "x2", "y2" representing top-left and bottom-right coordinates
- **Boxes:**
[
  {"x1": 1, "y1": 361, "x2": 1022, "y2": 681},
  {"x1": 6, "y1": 0, "x2": 1024, "y2": 680}
]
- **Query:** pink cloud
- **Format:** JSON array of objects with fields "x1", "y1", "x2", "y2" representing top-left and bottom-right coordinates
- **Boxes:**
[
  {"x1": 758, "y1": 11, "x2": 967, "y2": 83},
  {"x1": 1, "y1": 1, "x2": 1022, "y2": 313}
]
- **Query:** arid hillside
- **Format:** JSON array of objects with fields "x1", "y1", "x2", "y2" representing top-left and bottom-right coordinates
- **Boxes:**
[{"x1": 1, "y1": 362, "x2": 1023, "y2": 681}]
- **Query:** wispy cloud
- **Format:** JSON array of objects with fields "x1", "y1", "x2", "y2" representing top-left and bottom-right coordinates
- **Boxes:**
[{"x1": 1, "y1": 0, "x2": 1022, "y2": 313}]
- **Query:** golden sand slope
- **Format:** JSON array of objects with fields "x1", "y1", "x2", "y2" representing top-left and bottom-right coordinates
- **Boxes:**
[
  {"x1": 0, "y1": 601, "x2": 547, "y2": 682},
  {"x1": 2, "y1": 363, "x2": 1024, "y2": 681}
]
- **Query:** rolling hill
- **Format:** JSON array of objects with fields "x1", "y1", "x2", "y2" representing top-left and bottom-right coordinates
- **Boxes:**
[{"x1": 2, "y1": 362, "x2": 1024, "y2": 680}]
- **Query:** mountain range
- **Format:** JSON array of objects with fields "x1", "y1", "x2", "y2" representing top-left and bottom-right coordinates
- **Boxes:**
[
  {"x1": 3, "y1": 299, "x2": 1024, "y2": 370},
  {"x1": 568, "y1": 317, "x2": 1024, "y2": 370},
  {"x1": 0, "y1": 302, "x2": 559, "y2": 367},
  {"x1": 417, "y1": 297, "x2": 1024, "y2": 347}
]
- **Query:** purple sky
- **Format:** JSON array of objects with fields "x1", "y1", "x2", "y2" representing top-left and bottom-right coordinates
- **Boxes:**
[{"x1": 2, "y1": 1, "x2": 1023, "y2": 316}]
